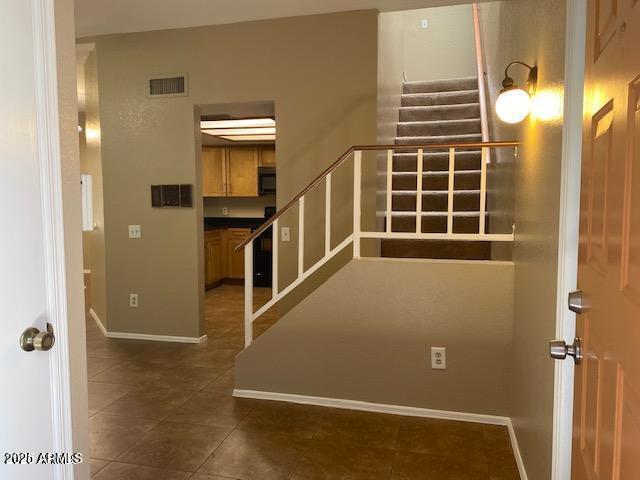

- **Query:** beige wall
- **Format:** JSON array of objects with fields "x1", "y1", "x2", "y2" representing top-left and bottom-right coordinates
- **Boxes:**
[
  {"x1": 480, "y1": 1, "x2": 568, "y2": 478},
  {"x1": 92, "y1": 11, "x2": 378, "y2": 337},
  {"x1": 237, "y1": 258, "x2": 515, "y2": 416},
  {"x1": 80, "y1": 50, "x2": 108, "y2": 327},
  {"x1": 55, "y1": 0, "x2": 90, "y2": 475}
]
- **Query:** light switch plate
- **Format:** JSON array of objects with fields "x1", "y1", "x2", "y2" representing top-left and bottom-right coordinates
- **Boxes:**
[
  {"x1": 421, "y1": 19, "x2": 429, "y2": 29},
  {"x1": 128, "y1": 225, "x2": 141, "y2": 239},
  {"x1": 281, "y1": 227, "x2": 291, "y2": 242}
]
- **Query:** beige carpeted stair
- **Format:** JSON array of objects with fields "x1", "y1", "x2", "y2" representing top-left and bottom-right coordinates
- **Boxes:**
[{"x1": 381, "y1": 76, "x2": 490, "y2": 260}]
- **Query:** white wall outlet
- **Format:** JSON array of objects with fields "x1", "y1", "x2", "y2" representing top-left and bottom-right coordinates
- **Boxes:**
[
  {"x1": 128, "y1": 224, "x2": 142, "y2": 239},
  {"x1": 129, "y1": 293, "x2": 139, "y2": 308},
  {"x1": 222, "y1": 207, "x2": 229, "y2": 216},
  {"x1": 421, "y1": 19, "x2": 429, "y2": 29},
  {"x1": 281, "y1": 227, "x2": 291, "y2": 242},
  {"x1": 431, "y1": 347, "x2": 446, "y2": 369}
]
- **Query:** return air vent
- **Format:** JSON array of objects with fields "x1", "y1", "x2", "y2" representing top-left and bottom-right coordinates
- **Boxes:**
[{"x1": 148, "y1": 74, "x2": 187, "y2": 97}]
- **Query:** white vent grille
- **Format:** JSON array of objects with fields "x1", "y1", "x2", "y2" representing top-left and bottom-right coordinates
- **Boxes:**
[{"x1": 148, "y1": 74, "x2": 187, "y2": 97}]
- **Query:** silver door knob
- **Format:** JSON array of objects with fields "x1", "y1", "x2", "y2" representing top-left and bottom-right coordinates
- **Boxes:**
[
  {"x1": 20, "y1": 323, "x2": 55, "y2": 352},
  {"x1": 549, "y1": 337, "x2": 582, "y2": 364},
  {"x1": 568, "y1": 289, "x2": 584, "y2": 314}
]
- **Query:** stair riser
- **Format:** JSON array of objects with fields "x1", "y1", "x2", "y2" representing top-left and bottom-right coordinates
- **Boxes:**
[
  {"x1": 396, "y1": 134, "x2": 482, "y2": 146},
  {"x1": 401, "y1": 90, "x2": 479, "y2": 107},
  {"x1": 393, "y1": 153, "x2": 482, "y2": 172},
  {"x1": 403, "y1": 77, "x2": 478, "y2": 94},
  {"x1": 397, "y1": 119, "x2": 481, "y2": 137},
  {"x1": 381, "y1": 240, "x2": 491, "y2": 260},
  {"x1": 400, "y1": 104, "x2": 480, "y2": 122},
  {"x1": 390, "y1": 216, "x2": 483, "y2": 234},
  {"x1": 392, "y1": 194, "x2": 481, "y2": 212},
  {"x1": 393, "y1": 173, "x2": 481, "y2": 191}
]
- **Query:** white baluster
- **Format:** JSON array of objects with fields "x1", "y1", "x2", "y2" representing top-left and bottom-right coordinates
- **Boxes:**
[
  {"x1": 272, "y1": 218, "x2": 279, "y2": 298},
  {"x1": 416, "y1": 148, "x2": 424, "y2": 233},
  {"x1": 244, "y1": 240, "x2": 254, "y2": 347},
  {"x1": 386, "y1": 149, "x2": 393, "y2": 233},
  {"x1": 447, "y1": 148, "x2": 455, "y2": 234},
  {"x1": 479, "y1": 147, "x2": 487, "y2": 235},
  {"x1": 353, "y1": 151, "x2": 362, "y2": 258},
  {"x1": 298, "y1": 196, "x2": 305, "y2": 277},
  {"x1": 325, "y1": 173, "x2": 332, "y2": 256}
]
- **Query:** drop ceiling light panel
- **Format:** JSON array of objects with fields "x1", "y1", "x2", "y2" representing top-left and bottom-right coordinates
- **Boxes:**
[
  {"x1": 201, "y1": 127, "x2": 276, "y2": 136},
  {"x1": 218, "y1": 134, "x2": 276, "y2": 141},
  {"x1": 200, "y1": 118, "x2": 275, "y2": 129}
]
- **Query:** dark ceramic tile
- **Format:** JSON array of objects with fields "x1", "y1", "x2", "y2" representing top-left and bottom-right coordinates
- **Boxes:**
[
  {"x1": 118, "y1": 421, "x2": 231, "y2": 472},
  {"x1": 93, "y1": 462, "x2": 190, "y2": 480},
  {"x1": 165, "y1": 391, "x2": 256, "y2": 428},
  {"x1": 88, "y1": 382, "x2": 131, "y2": 415},
  {"x1": 396, "y1": 417, "x2": 486, "y2": 461},
  {"x1": 292, "y1": 440, "x2": 394, "y2": 480},
  {"x1": 188, "y1": 475, "x2": 233, "y2": 480},
  {"x1": 89, "y1": 413, "x2": 157, "y2": 461},
  {"x1": 176, "y1": 347, "x2": 238, "y2": 369},
  {"x1": 87, "y1": 356, "x2": 124, "y2": 378},
  {"x1": 202, "y1": 368, "x2": 236, "y2": 395},
  {"x1": 391, "y1": 451, "x2": 490, "y2": 480},
  {"x1": 314, "y1": 409, "x2": 401, "y2": 449},
  {"x1": 101, "y1": 386, "x2": 196, "y2": 420},
  {"x1": 237, "y1": 401, "x2": 325, "y2": 439},
  {"x1": 198, "y1": 430, "x2": 308, "y2": 479}
]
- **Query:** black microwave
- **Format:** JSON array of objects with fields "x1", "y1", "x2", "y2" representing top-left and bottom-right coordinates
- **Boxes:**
[{"x1": 258, "y1": 167, "x2": 276, "y2": 195}]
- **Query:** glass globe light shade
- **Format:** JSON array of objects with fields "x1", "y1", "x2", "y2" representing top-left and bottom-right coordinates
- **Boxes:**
[{"x1": 496, "y1": 88, "x2": 532, "y2": 124}]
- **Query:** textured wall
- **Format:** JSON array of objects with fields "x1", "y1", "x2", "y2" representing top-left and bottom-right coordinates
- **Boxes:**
[
  {"x1": 93, "y1": 11, "x2": 378, "y2": 337},
  {"x1": 237, "y1": 258, "x2": 515, "y2": 416},
  {"x1": 479, "y1": 2, "x2": 568, "y2": 478}
]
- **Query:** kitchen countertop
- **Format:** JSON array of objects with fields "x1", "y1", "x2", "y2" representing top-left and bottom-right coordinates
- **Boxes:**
[{"x1": 204, "y1": 217, "x2": 266, "y2": 231}]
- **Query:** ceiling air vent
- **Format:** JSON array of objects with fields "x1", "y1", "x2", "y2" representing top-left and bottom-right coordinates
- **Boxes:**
[{"x1": 148, "y1": 74, "x2": 187, "y2": 98}]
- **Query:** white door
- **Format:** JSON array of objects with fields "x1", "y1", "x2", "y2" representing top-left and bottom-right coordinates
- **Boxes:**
[{"x1": 0, "y1": 0, "x2": 77, "y2": 478}]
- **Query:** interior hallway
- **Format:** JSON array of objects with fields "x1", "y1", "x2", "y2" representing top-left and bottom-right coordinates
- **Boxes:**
[{"x1": 86, "y1": 285, "x2": 520, "y2": 479}]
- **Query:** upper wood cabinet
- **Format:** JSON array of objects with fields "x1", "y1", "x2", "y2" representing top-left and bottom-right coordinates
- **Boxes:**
[
  {"x1": 226, "y1": 147, "x2": 258, "y2": 197},
  {"x1": 202, "y1": 147, "x2": 226, "y2": 197},
  {"x1": 259, "y1": 146, "x2": 276, "y2": 167},
  {"x1": 202, "y1": 146, "x2": 261, "y2": 197}
]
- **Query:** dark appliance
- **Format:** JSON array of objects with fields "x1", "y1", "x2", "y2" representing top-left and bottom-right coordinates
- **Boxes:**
[
  {"x1": 253, "y1": 207, "x2": 276, "y2": 287},
  {"x1": 258, "y1": 167, "x2": 276, "y2": 195}
]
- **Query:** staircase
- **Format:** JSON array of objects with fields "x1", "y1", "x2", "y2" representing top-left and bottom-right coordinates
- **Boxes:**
[{"x1": 381, "y1": 76, "x2": 491, "y2": 260}]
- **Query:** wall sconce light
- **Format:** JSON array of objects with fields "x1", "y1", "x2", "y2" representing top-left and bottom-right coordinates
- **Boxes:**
[{"x1": 495, "y1": 61, "x2": 538, "y2": 124}]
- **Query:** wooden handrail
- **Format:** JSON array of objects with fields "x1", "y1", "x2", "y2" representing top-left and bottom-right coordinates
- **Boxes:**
[
  {"x1": 472, "y1": 4, "x2": 491, "y2": 145},
  {"x1": 236, "y1": 141, "x2": 520, "y2": 250}
]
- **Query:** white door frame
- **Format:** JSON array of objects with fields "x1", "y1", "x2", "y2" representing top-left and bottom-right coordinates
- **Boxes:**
[
  {"x1": 33, "y1": 0, "x2": 76, "y2": 477},
  {"x1": 551, "y1": 0, "x2": 587, "y2": 479}
]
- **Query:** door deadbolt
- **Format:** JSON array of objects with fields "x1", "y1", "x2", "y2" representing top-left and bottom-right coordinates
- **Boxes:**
[
  {"x1": 20, "y1": 323, "x2": 55, "y2": 352},
  {"x1": 549, "y1": 337, "x2": 583, "y2": 364}
]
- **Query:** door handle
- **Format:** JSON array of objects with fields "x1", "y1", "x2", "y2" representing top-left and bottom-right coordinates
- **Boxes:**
[
  {"x1": 549, "y1": 337, "x2": 582, "y2": 364},
  {"x1": 20, "y1": 323, "x2": 55, "y2": 352},
  {"x1": 568, "y1": 289, "x2": 584, "y2": 314}
]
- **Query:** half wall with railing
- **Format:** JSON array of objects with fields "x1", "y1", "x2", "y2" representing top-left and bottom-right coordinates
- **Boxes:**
[{"x1": 237, "y1": 141, "x2": 519, "y2": 347}]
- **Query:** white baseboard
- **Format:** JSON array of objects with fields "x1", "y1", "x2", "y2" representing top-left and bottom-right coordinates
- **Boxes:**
[
  {"x1": 88, "y1": 308, "x2": 206, "y2": 344},
  {"x1": 233, "y1": 389, "x2": 527, "y2": 479}
]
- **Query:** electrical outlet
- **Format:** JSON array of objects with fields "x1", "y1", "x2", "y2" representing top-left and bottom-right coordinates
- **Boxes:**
[
  {"x1": 421, "y1": 19, "x2": 429, "y2": 29},
  {"x1": 222, "y1": 207, "x2": 229, "y2": 216},
  {"x1": 128, "y1": 224, "x2": 141, "y2": 239},
  {"x1": 281, "y1": 227, "x2": 291, "y2": 242},
  {"x1": 129, "y1": 293, "x2": 139, "y2": 308},
  {"x1": 431, "y1": 347, "x2": 446, "y2": 369}
]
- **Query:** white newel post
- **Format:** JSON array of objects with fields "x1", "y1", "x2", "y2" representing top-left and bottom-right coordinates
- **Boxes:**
[
  {"x1": 353, "y1": 150, "x2": 362, "y2": 258},
  {"x1": 244, "y1": 240, "x2": 253, "y2": 347}
]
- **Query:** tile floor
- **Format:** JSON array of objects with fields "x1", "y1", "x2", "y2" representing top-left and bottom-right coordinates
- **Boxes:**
[{"x1": 87, "y1": 285, "x2": 520, "y2": 479}]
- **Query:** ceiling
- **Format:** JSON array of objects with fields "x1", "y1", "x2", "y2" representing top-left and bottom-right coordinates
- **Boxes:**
[{"x1": 74, "y1": 0, "x2": 477, "y2": 37}]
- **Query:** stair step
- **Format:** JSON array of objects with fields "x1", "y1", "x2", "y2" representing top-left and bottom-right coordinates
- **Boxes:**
[
  {"x1": 397, "y1": 118, "x2": 481, "y2": 137},
  {"x1": 395, "y1": 134, "x2": 482, "y2": 146},
  {"x1": 392, "y1": 190, "x2": 481, "y2": 212},
  {"x1": 393, "y1": 151, "x2": 482, "y2": 171},
  {"x1": 381, "y1": 239, "x2": 491, "y2": 260},
  {"x1": 399, "y1": 103, "x2": 481, "y2": 122},
  {"x1": 401, "y1": 90, "x2": 479, "y2": 107},
  {"x1": 392, "y1": 170, "x2": 481, "y2": 190},
  {"x1": 390, "y1": 213, "x2": 485, "y2": 233},
  {"x1": 403, "y1": 77, "x2": 478, "y2": 94}
]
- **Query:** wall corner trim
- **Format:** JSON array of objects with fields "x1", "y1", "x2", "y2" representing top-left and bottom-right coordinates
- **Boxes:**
[
  {"x1": 88, "y1": 308, "x2": 206, "y2": 344},
  {"x1": 233, "y1": 388, "x2": 527, "y2": 480}
]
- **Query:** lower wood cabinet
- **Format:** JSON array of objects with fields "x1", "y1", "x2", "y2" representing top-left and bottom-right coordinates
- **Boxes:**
[{"x1": 204, "y1": 227, "x2": 252, "y2": 288}]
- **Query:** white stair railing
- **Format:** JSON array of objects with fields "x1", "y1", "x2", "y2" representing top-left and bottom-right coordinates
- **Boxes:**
[{"x1": 237, "y1": 141, "x2": 519, "y2": 347}]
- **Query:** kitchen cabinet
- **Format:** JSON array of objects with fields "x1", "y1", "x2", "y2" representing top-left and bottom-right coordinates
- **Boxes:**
[
  {"x1": 202, "y1": 147, "x2": 226, "y2": 197},
  {"x1": 204, "y1": 229, "x2": 226, "y2": 288},
  {"x1": 227, "y1": 228, "x2": 251, "y2": 279},
  {"x1": 201, "y1": 146, "x2": 259, "y2": 197},
  {"x1": 258, "y1": 146, "x2": 276, "y2": 167}
]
